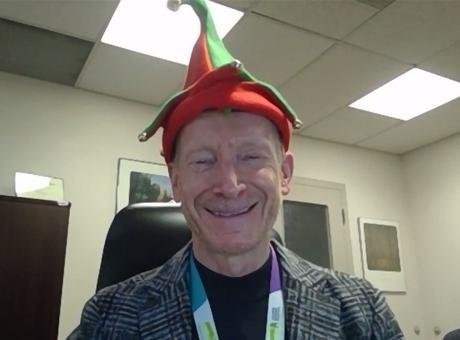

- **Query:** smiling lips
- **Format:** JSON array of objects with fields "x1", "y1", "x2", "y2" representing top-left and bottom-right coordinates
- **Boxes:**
[{"x1": 206, "y1": 202, "x2": 258, "y2": 218}]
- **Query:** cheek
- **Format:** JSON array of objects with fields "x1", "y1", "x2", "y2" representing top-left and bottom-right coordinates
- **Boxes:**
[
  {"x1": 177, "y1": 174, "x2": 209, "y2": 205},
  {"x1": 253, "y1": 167, "x2": 280, "y2": 191}
]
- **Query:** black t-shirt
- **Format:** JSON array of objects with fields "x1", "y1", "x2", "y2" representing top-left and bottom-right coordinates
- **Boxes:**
[{"x1": 191, "y1": 254, "x2": 271, "y2": 340}]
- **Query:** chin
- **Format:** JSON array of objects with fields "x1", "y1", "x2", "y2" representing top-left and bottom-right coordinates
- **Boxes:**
[{"x1": 204, "y1": 233, "x2": 266, "y2": 256}]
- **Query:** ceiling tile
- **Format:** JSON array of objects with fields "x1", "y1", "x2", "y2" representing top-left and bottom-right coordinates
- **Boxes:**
[
  {"x1": 356, "y1": 0, "x2": 395, "y2": 10},
  {"x1": 0, "y1": 18, "x2": 92, "y2": 86},
  {"x1": 224, "y1": 12, "x2": 334, "y2": 85},
  {"x1": 357, "y1": 98, "x2": 460, "y2": 154},
  {"x1": 252, "y1": 0, "x2": 377, "y2": 39},
  {"x1": 280, "y1": 43, "x2": 410, "y2": 128},
  {"x1": 77, "y1": 43, "x2": 185, "y2": 106},
  {"x1": 0, "y1": 0, "x2": 119, "y2": 41},
  {"x1": 300, "y1": 107, "x2": 401, "y2": 145},
  {"x1": 212, "y1": 0, "x2": 254, "y2": 11},
  {"x1": 345, "y1": 0, "x2": 460, "y2": 64},
  {"x1": 420, "y1": 41, "x2": 460, "y2": 83}
]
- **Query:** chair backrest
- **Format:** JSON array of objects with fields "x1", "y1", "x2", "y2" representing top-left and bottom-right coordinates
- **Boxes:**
[
  {"x1": 96, "y1": 203, "x2": 190, "y2": 291},
  {"x1": 445, "y1": 329, "x2": 460, "y2": 340},
  {"x1": 97, "y1": 202, "x2": 283, "y2": 291}
]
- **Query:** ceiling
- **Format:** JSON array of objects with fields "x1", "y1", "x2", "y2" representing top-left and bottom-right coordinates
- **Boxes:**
[{"x1": 1, "y1": 0, "x2": 460, "y2": 155}]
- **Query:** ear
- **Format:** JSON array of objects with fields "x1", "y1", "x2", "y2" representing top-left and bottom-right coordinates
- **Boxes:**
[
  {"x1": 280, "y1": 152, "x2": 294, "y2": 196},
  {"x1": 167, "y1": 162, "x2": 182, "y2": 202}
]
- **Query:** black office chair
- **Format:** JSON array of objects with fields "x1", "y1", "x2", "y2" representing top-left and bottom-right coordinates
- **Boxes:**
[
  {"x1": 96, "y1": 202, "x2": 189, "y2": 291},
  {"x1": 97, "y1": 202, "x2": 283, "y2": 291},
  {"x1": 445, "y1": 329, "x2": 460, "y2": 340}
]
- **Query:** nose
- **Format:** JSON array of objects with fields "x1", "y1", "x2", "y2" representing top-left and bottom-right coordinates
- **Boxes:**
[{"x1": 212, "y1": 160, "x2": 247, "y2": 198}]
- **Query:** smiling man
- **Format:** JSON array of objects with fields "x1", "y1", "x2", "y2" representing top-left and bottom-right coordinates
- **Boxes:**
[
  {"x1": 70, "y1": 0, "x2": 404, "y2": 339},
  {"x1": 171, "y1": 112, "x2": 292, "y2": 278}
]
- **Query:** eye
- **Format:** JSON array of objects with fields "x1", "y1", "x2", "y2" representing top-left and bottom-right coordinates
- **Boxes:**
[
  {"x1": 188, "y1": 154, "x2": 215, "y2": 171},
  {"x1": 240, "y1": 153, "x2": 263, "y2": 162},
  {"x1": 244, "y1": 154, "x2": 260, "y2": 160},
  {"x1": 193, "y1": 158, "x2": 213, "y2": 165}
]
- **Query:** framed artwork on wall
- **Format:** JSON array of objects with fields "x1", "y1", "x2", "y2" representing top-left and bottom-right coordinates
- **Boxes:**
[
  {"x1": 358, "y1": 218, "x2": 406, "y2": 292},
  {"x1": 116, "y1": 158, "x2": 175, "y2": 212}
]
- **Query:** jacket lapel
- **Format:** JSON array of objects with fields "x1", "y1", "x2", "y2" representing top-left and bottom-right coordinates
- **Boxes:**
[
  {"x1": 137, "y1": 241, "x2": 344, "y2": 339},
  {"x1": 284, "y1": 278, "x2": 342, "y2": 339},
  {"x1": 138, "y1": 244, "x2": 195, "y2": 339},
  {"x1": 275, "y1": 242, "x2": 342, "y2": 339}
]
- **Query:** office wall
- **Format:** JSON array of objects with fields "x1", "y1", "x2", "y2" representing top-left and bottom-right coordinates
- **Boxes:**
[
  {"x1": 0, "y1": 71, "x2": 163, "y2": 339},
  {"x1": 0, "y1": 72, "x2": 425, "y2": 339},
  {"x1": 403, "y1": 134, "x2": 460, "y2": 339},
  {"x1": 291, "y1": 136, "x2": 425, "y2": 338}
]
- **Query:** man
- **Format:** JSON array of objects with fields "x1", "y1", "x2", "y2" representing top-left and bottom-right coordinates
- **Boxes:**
[{"x1": 70, "y1": 0, "x2": 404, "y2": 338}]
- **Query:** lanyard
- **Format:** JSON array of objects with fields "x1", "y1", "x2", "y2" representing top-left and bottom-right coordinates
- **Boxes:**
[{"x1": 189, "y1": 246, "x2": 285, "y2": 340}]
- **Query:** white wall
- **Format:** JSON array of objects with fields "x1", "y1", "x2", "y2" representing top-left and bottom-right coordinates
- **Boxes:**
[
  {"x1": 403, "y1": 134, "x2": 460, "y2": 339},
  {"x1": 0, "y1": 72, "x2": 425, "y2": 339}
]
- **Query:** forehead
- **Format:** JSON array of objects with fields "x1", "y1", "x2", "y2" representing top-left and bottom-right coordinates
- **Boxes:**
[{"x1": 177, "y1": 111, "x2": 280, "y2": 148}]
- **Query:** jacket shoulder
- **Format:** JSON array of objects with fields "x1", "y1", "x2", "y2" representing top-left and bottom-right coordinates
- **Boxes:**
[
  {"x1": 68, "y1": 245, "x2": 191, "y2": 339},
  {"x1": 277, "y1": 245, "x2": 404, "y2": 339}
]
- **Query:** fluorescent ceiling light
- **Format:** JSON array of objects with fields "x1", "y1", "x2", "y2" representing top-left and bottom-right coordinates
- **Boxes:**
[
  {"x1": 349, "y1": 68, "x2": 460, "y2": 121},
  {"x1": 102, "y1": 0, "x2": 243, "y2": 65}
]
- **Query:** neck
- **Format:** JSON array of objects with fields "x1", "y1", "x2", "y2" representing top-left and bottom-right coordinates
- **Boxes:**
[{"x1": 192, "y1": 241, "x2": 271, "y2": 277}]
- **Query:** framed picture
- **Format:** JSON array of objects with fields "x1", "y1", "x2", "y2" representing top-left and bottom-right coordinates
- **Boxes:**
[
  {"x1": 116, "y1": 158, "x2": 175, "y2": 212},
  {"x1": 358, "y1": 218, "x2": 406, "y2": 292}
]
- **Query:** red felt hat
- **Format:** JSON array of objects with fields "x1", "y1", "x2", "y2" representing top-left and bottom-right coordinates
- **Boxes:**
[{"x1": 138, "y1": 0, "x2": 303, "y2": 162}]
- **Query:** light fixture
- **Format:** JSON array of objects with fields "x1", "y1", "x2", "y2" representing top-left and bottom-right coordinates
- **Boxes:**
[
  {"x1": 101, "y1": 0, "x2": 244, "y2": 65},
  {"x1": 349, "y1": 68, "x2": 460, "y2": 121}
]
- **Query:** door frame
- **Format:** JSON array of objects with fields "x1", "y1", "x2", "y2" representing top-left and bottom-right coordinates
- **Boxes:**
[{"x1": 275, "y1": 176, "x2": 353, "y2": 274}]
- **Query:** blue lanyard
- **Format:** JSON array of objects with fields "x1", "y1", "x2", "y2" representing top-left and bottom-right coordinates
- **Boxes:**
[{"x1": 189, "y1": 246, "x2": 285, "y2": 340}]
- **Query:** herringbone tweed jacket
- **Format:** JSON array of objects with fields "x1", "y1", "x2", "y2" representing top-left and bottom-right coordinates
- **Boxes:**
[{"x1": 69, "y1": 242, "x2": 404, "y2": 339}]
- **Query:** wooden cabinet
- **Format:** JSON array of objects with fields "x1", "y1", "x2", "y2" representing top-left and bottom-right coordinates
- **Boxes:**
[{"x1": 0, "y1": 195, "x2": 70, "y2": 340}]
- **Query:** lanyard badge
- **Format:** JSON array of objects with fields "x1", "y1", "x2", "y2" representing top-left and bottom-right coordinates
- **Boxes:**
[{"x1": 189, "y1": 246, "x2": 285, "y2": 340}]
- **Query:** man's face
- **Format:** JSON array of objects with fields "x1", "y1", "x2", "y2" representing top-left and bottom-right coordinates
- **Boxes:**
[{"x1": 168, "y1": 112, "x2": 293, "y2": 256}]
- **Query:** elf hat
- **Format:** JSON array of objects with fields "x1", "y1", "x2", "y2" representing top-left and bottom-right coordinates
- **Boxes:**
[{"x1": 138, "y1": 0, "x2": 303, "y2": 162}]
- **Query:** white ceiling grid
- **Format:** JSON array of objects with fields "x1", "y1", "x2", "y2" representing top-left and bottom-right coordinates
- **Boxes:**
[
  {"x1": 345, "y1": 0, "x2": 460, "y2": 64},
  {"x1": 0, "y1": 0, "x2": 118, "y2": 41},
  {"x1": 303, "y1": 106, "x2": 401, "y2": 146},
  {"x1": 280, "y1": 43, "x2": 411, "y2": 127},
  {"x1": 77, "y1": 43, "x2": 185, "y2": 105},
  {"x1": 252, "y1": 0, "x2": 378, "y2": 39},
  {"x1": 1, "y1": 0, "x2": 459, "y2": 155},
  {"x1": 224, "y1": 12, "x2": 335, "y2": 85},
  {"x1": 420, "y1": 40, "x2": 460, "y2": 82},
  {"x1": 358, "y1": 97, "x2": 460, "y2": 154}
]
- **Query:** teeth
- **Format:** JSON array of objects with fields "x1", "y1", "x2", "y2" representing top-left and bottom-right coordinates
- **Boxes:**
[{"x1": 210, "y1": 206, "x2": 251, "y2": 217}]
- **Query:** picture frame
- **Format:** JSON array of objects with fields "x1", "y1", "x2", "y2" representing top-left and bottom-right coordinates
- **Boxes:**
[
  {"x1": 358, "y1": 218, "x2": 406, "y2": 292},
  {"x1": 116, "y1": 158, "x2": 175, "y2": 212}
]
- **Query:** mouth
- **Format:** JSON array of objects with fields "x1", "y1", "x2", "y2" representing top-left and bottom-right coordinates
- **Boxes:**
[{"x1": 205, "y1": 202, "x2": 258, "y2": 218}]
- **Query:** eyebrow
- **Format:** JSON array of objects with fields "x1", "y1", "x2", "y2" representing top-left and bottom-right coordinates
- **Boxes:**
[
  {"x1": 178, "y1": 136, "x2": 277, "y2": 161},
  {"x1": 237, "y1": 139, "x2": 273, "y2": 151},
  {"x1": 182, "y1": 147, "x2": 214, "y2": 161}
]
